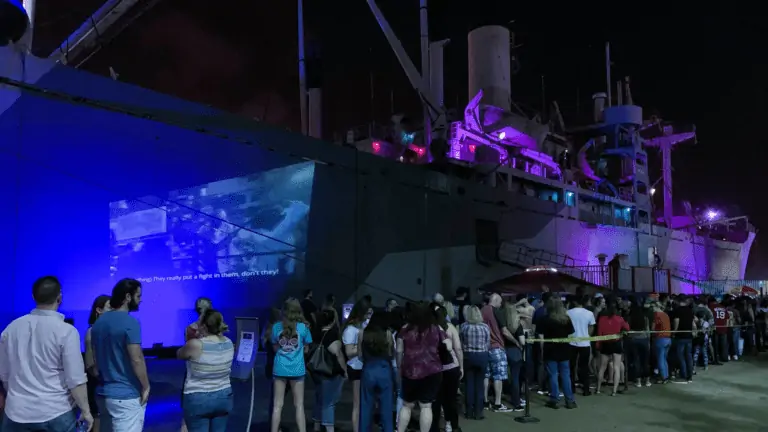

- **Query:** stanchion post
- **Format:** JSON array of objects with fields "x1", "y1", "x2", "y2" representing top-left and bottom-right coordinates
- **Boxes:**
[
  {"x1": 514, "y1": 338, "x2": 539, "y2": 424},
  {"x1": 622, "y1": 335, "x2": 629, "y2": 393}
]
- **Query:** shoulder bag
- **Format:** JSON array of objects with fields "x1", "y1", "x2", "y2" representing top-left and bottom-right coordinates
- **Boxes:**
[{"x1": 308, "y1": 330, "x2": 336, "y2": 377}]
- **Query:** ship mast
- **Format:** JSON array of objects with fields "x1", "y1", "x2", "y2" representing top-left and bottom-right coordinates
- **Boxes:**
[
  {"x1": 297, "y1": 0, "x2": 308, "y2": 136},
  {"x1": 419, "y1": 0, "x2": 431, "y2": 146},
  {"x1": 366, "y1": 0, "x2": 445, "y2": 146}
]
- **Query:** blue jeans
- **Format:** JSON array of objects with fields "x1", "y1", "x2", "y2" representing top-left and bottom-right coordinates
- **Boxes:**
[
  {"x1": 544, "y1": 360, "x2": 574, "y2": 403},
  {"x1": 463, "y1": 352, "x2": 488, "y2": 418},
  {"x1": 676, "y1": 338, "x2": 693, "y2": 380},
  {"x1": 360, "y1": 358, "x2": 394, "y2": 432},
  {"x1": 313, "y1": 375, "x2": 344, "y2": 426},
  {"x1": 183, "y1": 388, "x2": 234, "y2": 432},
  {"x1": 505, "y1": 348, "x2": 522, "y2": 406},
  {"x1": 654, "y1": 337, "x2": 672, "y2": 379},
  {"x1": 2, "y1": 410, "x2": 77, "y2": 432}
]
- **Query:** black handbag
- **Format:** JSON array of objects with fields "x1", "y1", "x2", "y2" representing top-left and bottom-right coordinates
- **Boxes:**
[{"x1": 307, "y1": 331, "x2": 336, "y2": 377}]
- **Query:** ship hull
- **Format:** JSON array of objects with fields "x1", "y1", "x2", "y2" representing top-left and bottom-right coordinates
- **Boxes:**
[{"x1": 0, "y1": 48, "x2": 753, "y2": 341}]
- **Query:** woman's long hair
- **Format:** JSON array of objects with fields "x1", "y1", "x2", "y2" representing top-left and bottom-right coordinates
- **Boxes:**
[
  {"x1": 403, "y1": 301, "x2": 435, "y2": 334},
  {"x1": 343, "y1": 298, "x2": 371, "y2": 330},
  {"x1": 546, "y1": 298, "x2": 570, "y2": 324},
  {"x1": 504, "y1": 303, "x2": 521, "y2": 334},
  {"x1": 279, "y1": 298, "x2": 305, "y2": 339},
  {"x1": 262, "y1": 307, "x2": 282, "y2": 346},
  {"x1": 362, "y1": 312, "x2": 391, "y2": 358},
  {"x1": 604, "y1": 299, "x2": 619, "y2": 317},
  {"x1": 88, "y1": 295, "x2": 111, "y2": 326},
  {"x1": 628, "y1": 302, "x2": 647, "y2": 331}
]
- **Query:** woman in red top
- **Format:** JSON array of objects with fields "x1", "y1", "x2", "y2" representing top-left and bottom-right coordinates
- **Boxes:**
[{"x1": 596, "y1": 301, "x2": 629, "y2": 396}]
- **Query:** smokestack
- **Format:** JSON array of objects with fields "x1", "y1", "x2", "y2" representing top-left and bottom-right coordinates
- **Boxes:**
[
  {"x1": 468, "y1": 25, "x2": 511, "y2": 112},
  {"x1": 616, "y1": 81, "x2": 623, "y2": 106},
  {"x1": 429, "y1": 39, "x2": 449, "y2": 108},
  {"x1": 308, "y1": 88, "x2": 322, "y2": 139},
  {"x1": 592, "y1": 92, "x2": 606, "y2": 123}
]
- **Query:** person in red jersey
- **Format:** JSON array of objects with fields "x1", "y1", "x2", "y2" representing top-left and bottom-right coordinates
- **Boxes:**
[{"x1": 709, "y1": 298, "x2": 728, "y2": 364}]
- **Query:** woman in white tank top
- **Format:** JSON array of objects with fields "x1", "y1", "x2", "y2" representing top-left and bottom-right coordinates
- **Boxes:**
[{"x1": 177, "y1": 309, "x2": 234, "y2": 432}]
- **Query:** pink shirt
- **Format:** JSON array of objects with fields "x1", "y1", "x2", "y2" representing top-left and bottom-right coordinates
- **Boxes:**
[
  {"x1": 481, "y1": 305, "x2": 504, "y2": 349},
  {"x1": 0, "y1": 309, "x2": 87, "y2": 423}
]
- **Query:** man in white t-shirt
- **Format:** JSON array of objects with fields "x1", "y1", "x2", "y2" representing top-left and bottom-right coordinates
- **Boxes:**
[{"x1": 567, "y1": 295, "x2": 595, "y2": 396}]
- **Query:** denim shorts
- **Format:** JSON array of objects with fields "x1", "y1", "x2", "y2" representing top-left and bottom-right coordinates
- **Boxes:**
[
  {"x1": 274, "y1": 375, "x2": 305, "y2": 382},
  {"x1": 485, "y1": 347, "x2": 508, "y2": 380}
]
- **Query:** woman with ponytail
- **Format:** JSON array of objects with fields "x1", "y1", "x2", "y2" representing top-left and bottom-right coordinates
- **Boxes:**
[{"x1": 177, "y1": 309, "x2": 235, "y2": 432}]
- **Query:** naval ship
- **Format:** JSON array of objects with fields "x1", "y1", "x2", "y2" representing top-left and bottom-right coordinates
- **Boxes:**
[{"x1": 0, "y1": 0, "x2": 756, "y2": 318}]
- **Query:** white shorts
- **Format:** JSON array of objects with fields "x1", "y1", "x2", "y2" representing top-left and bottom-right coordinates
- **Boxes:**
[{"x1": 97, "y1": 397, "x2": 146, "y2": 432}]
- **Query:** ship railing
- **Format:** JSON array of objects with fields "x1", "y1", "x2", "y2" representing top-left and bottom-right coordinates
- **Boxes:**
[
  {"x1": 556, "y1": 265, "x2": 670, "y2": 294},
  {"x1": 693, "y1": 279, "x2": 768, "y2": 296},
  {"x1": 498, "y1": 241, "x2": 584, "y2": 269},
  {"x1": 557, "y1": 266, "x2": 610, "y2": 288}
]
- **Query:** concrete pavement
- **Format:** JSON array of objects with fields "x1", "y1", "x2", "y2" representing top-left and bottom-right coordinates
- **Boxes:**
[{"x1": 143, "y1": 354, "x2": 768, "y2": 431}]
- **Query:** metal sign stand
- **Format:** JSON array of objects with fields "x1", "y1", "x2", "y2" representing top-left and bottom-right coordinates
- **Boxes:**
[{"x1": 232, "y1": 317, "x2": 260, "y2": 432}]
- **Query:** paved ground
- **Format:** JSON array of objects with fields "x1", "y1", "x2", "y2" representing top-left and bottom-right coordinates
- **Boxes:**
[{"x1": 144, "y1": 353, "x2": 768, "y2": 432}]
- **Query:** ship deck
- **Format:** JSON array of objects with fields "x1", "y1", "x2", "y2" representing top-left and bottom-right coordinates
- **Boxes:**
[{"x1": 144, "y1": 353, "x2": 768, "y2": 431}]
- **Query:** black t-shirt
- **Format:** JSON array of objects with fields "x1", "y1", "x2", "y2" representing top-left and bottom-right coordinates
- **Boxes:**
[
  {"x1": 301, "y1": 299, "x2": 318, "y2": 330},
  {"x1": 301, "y1": 299, "x2": 318, "y2": 320},
  {"x1": 538, "y1": 316, "x2": 575, "y2": 362},
  {"x1": 455, "y1": 299, "x2": 470, "y2": 324},
  {"x1": 673, "y1": 306, "x2": 694, "y2": 339}
]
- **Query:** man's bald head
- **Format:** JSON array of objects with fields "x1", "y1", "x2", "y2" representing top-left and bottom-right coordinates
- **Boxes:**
[{"x1": 490, "y1": 293, "x2": 502, "y2": 308}]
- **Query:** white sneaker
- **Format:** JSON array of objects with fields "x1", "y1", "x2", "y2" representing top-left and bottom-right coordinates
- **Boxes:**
[{"x1": 445, "y1": 424, "x2": 452, "y2": 432}]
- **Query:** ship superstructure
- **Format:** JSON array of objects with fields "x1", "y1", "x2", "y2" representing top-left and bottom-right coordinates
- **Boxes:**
[{"x1": 342, "y1": 3, "x2": 755, "y2": 296}]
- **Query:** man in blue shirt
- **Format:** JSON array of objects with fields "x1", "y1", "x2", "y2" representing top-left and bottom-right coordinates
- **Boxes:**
[{"x1": 92, "y1": 278, "x2": 149, "y2": 432}]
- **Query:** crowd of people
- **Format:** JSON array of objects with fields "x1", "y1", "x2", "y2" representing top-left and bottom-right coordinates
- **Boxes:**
[
  {"x1": 0, "y1": 276, "x2": 765, "y2": 432},
  {"x1": 264, "y1": 287, "x2": 768, "y2": 432}
]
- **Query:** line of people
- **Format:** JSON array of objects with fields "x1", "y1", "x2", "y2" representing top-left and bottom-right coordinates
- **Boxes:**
[{"x1": 270, "y1": 286, "x2": 768, "y2": 432}]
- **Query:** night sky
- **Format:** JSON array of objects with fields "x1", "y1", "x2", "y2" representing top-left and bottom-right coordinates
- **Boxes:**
[{"x1": 29, "y1": 4, "x2": 767, "y2": 276}]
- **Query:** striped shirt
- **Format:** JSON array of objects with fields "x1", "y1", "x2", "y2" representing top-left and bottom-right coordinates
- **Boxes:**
[
  {"x1": 460, "y1": 322, "x2": 490, "y2": 353},
  {"x1": 184, "y1": 337, "x2": 234, "y2": 394}
]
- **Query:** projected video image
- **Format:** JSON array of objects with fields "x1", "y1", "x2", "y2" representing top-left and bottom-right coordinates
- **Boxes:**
[{"x1": 109, "y1": 162, "x2": 315, "y2": 284}]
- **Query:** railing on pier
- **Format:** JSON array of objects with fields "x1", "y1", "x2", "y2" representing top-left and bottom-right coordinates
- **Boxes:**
[{"x1": 559, "y1": 265, "x2": 670, "y2": 294}]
